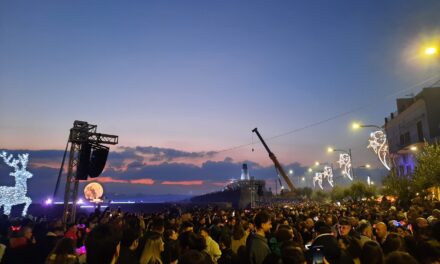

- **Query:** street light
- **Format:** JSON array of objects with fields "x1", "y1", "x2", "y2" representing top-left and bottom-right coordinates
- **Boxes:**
[{"x1": 425, "y1": 47, "x2": 438, "y2": 55}]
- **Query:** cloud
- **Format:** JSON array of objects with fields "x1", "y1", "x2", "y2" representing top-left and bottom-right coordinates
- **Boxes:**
[
  {"x1": 162, "y1": 180, "x2": 204, "y2": 185},
  {"x1": 119, "y1": 146, "x2": 217, "y2": 162},
  {"x1": 94, "y1": 176, "x2": 128, "y2": 184},
  {"x1": 130, "y1": 178, "x2": 155, "y2": 185}
]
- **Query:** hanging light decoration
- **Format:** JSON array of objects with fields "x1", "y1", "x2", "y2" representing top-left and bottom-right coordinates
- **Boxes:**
[
  {"x1": 337, "y1": 153, "x2": 353, "y2": 181},
  {"x1": 367, "y1": 130, "x2": 391, "y2": 170}
]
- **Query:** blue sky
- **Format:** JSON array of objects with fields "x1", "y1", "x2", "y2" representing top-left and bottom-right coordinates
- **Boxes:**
[{"x1": 1, "y1": 0, "x2": 439, "y2": 200}]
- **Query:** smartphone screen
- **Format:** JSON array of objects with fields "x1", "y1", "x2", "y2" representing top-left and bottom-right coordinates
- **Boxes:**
[{"x1": 312, "y1": 246, "x2": 324, "y2": 264}]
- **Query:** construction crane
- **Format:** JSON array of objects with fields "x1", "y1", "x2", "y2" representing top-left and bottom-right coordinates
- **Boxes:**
[{"x1": 252, "y1": 128, "x2": 295, "y2": 192}]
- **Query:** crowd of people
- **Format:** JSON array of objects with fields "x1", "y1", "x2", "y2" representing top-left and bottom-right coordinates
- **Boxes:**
[{"x1": 1, "y1": 198, "x2": 440, "y2": 264}]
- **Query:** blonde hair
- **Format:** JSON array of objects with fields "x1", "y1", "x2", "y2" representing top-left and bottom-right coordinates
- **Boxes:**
[{"x1": 140, "y1": 234, "x2": 163, "y2": 264}]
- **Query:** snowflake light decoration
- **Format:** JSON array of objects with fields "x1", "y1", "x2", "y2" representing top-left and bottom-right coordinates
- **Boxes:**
[
  {"x1": 0, "y1": 151, "x2": 33, "y2": 216},
  {"x1": 367, "y1": 130, "x2": 391, "y2": 171},
  {"x1": 337, "y1": 153, "x2": 353, "y2": 181}
]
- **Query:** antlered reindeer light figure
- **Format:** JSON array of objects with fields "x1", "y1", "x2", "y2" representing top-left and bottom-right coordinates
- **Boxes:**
[{"x1": 0, "y1": 151, "x2": 33, "y2": 216}]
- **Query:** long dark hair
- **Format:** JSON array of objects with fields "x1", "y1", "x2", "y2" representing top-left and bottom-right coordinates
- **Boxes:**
[{"x1": 48, "y1": 237, "x2": 77, "y2": 264}]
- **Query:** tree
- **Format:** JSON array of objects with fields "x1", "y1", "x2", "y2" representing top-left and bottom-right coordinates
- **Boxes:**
[
  {"x1": 311, "y1": 190, "x2": 329, "y2": 202},
  {"x1": 413, "y1": 141, "x2": 440, "y2": 191},
  {"x1": 382, "y1": 170, "x2": 414, "y2": 209},
  {"x1": 330, "y1": 185, "x2": 346, "y2": 201}
]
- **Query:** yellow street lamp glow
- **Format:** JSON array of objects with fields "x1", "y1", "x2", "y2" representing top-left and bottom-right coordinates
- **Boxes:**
[
  {"x1": 366, "y1": 164, "x2": 371, "y2": 168},
  {"x1": 289, "y1": 169, "x2": 293, "y2": 174},
  {"x1": 327, "y1": 147, "x2": 334, "y2": 153},
  {"x1": 314, "y1": 161, "x2": 320, "y2": 166},
  {"x1": 308, "y1": 168, "x2": 313, "y2": 172},
  {"x1": 352, "y1": 123, "x2": 361, "y2": 130},
  {"x1": 301, "y1": 177, "x2": 305, "y2": 181},
  {"x1": 410, "y1": 146, "x2": 418, "y2": 151},
  {"x1": 425, "y1": 47, "x2": 437, "y2": 55}
]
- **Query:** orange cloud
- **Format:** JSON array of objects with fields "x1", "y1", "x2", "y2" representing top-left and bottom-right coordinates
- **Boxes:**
[
  {"x1": 93, "y1": 177, "x2": 128, "y2": 184},
  {"x1": 212, "y1": 181, "x2": 229, "y2": 187},
  {"x1": 161, "y1": 180, "x2": 204, "y2": 186},
  {"x1": 130, "y1": 178, "x2": 155, "y2": 185}
]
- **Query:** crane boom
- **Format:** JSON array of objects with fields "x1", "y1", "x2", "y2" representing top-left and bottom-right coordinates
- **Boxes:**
[{"x1": 252, "y1": 128, "x2": 295, "y2": 192}]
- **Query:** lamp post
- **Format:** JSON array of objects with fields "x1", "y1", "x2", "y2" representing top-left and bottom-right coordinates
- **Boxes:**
[{"x1": 328, "y1": 147, "x2": 355, "y2": 180}]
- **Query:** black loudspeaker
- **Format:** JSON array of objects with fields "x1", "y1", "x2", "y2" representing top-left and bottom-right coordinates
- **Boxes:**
[
  {"x1": 88, "y1": 146, "x2": 109, "y2": 178},
  {"x1": 77, "y1": 143, "x2": 91, "y2": 180}
]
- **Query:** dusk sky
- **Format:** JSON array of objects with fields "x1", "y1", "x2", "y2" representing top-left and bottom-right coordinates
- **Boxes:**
[{"x1": 1, "y1": 1, "x2": 440, "y2": 201}]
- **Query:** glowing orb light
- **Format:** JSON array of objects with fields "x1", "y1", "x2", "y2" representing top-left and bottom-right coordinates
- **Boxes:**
[{"x1": 84, "y1": 182, "x2": 104, "y2": 203}]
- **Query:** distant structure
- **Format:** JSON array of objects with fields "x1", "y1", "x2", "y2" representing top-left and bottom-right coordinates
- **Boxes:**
[
  {"x1": 240, "y1": 163, "x2": 250, "y2": 180},
  {"x1": 384, "y1": 86, "x2": 440, "y2": 176}
]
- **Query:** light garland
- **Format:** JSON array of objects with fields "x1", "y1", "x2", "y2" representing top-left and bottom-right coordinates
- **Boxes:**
[
  {"x1": 367, "y1": 130, "x2": 391, "y2": 171},
  {"x1": 313, "y1": 166, "x2": 334, "y2": 189},
  {"x1": 0, "y1": 151, "x2": 33, "y2": 216},
  {"x1": 337, "y1": 153, "x2": 353, "y2": 181}
]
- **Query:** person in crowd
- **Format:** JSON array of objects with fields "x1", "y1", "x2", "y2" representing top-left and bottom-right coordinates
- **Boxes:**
[
  {"x1": 217, "y1": 232, "x2": 238, "y2": 264},
  {"x1": 231, "y1": 220, "x2": 248, "y2": 254},
  {"x1": 162, "y1": 229, "x2": 179, "y2": 264},
  {"x1": 375, "y1": 222, "x2": 388, "y2": 246},
  {"x1": 384, "y1": 251, "x2": 419, "y2": 264},
  {"x1": 140, "y1": 233, "x2": 165, "y2": 264},
  {"x1": 281, "y1": 245, "x2": 306, "y2": 264},
  {"x1": 117, "y1": 227, "x2": 141, "y2": 264},
  {"x1": 247, "y1": 211, "x2": 272, "y2": 264},
  {"x1": 357, "y1": 222, "x2": 373, "y2": 247},
  {"x1": 1, "y1": 225, "x2": 36, "y2": 264},
  {"x1": 85, "y1": 223, "x2": 122, "y2": 264},
  {"x1": 45, "y1": 237, "x2": 79, "y2": 264},
  {"x1": 360, "y1": 240, "x2": 384, "y2": 264},
  {"x1": 179, "y1": 249, "x2": 211, "y2": 264},
  {"x1": 200, "y1": 227, "x2": 222, "y2": 263}
]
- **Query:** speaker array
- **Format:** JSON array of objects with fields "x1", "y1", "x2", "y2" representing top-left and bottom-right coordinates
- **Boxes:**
[{"x1": 76, "y1": 143, "x2": 109, "y2": 180}]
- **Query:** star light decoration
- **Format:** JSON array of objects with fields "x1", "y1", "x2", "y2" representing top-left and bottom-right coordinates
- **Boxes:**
[
  {"x1": 337, "y1": 153, "x2": 353, "y2": 181},
  {"x1": 367, "y1": 130, "x2": 391, "y2": 170},
  {"x1": 313, "y1": 166, "x2": 334, "y2": 190},
  {"x1": 0, "y1": 151, "x2": 33, "y2": 217}
]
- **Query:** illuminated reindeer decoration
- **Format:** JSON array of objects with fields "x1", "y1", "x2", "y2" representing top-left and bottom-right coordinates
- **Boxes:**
[{"x1": 0, "y1": 151, "x2": 33, "y2": 216}]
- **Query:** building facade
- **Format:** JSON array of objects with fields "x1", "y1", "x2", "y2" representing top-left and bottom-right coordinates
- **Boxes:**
[{"x1": 384, "y1": 87, "x2": 440, "y2": 176}]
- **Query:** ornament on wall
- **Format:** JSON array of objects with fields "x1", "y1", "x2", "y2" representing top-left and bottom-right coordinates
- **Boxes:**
[
  {"x1": 0, "y1": 151, "x2": 33, "y2": 216},
  {"x1": 367, "y1": 130, "x2": 391, "y2": 170}
]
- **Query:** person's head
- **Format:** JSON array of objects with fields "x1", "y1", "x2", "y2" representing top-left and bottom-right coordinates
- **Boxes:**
[
  {"x1": 181, "y1": 221, "x2": 194, "y2": 233},
  {"x1": 199, "y1": 227, "x2": 209, "y2": 238},
  {"x1": 305, "y1": 218, "x2": 314, "y2": 229},
  {"x1": 164, "y1": 229, "x2": 178, "y2": 241},
  {"x1": 21, "y1": 226, "x2": 33, "y2": 240},
  {"x1": 338, "y1": 218, "x2": 352, "y2": 237},
  {"x1": 179, "y1": 249, "x2": 209, "y2": 264},
  {"x1": 281, "y1": 246, "x2": 305, "y2": 264},
  {"x1": 382, "y1": 233, "x2": 403, "y2": 255},
  {"x1": 120, "y1": 227, "x2": 140, "y2": 250},
  {"x1": 357, "y1": 222, "x2": 373, "y2": 238},
  {"x1": 219, "y1": 232, "x2": 232, "y2": 250},
  {"x1": 375, "y1": 222, "x2": 388, "y2": 240},
  {"x1": 85, "y1": 224, "x2": 121, "y2": 264},
  {"x1": 140, "y1": 233, "x2": 165, "y2": 264},
  {"x1": 151, "y1": 218, "x2": 165, "y2": 234},
  {"x1": 52, "y1": 237, "x2": 76, "y2": 255},
  {"x1": 385, "y1": 251, "x2": 419, "y2": 264},
  {"x1": 361, "y1": 241, "x2": 384, "y2": 264},
  {"x1": 254, "y1": 211, "x2": 272, "y2": 234}
]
